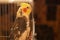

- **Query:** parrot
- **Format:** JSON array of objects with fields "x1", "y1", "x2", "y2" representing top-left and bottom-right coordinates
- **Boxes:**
[{"x1": 9, "y1": 2, "x2": 33, "y2": 40}]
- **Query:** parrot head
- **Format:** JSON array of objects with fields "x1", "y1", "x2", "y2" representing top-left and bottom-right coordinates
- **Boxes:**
[
  {"x1": 20, "y1": 3, "x2": 32, "y2": 14},
  {"x1": 16, "y1": 3, "x2": 32, "y2": 18}
]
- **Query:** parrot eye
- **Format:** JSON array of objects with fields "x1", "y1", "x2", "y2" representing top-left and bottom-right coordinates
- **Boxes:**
[{"x1": 27, "y1": 7, "x2": 29, "y2": 9}]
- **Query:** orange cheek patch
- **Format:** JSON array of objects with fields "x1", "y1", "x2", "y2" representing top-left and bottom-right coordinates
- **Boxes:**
[{"x1": 23, "y1": 8, "x2": 27, "y2": 13}]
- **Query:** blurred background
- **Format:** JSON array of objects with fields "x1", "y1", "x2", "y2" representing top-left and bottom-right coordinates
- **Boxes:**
[{"x1": 0, "y1": 0, "x2": 60, "y2": 40}]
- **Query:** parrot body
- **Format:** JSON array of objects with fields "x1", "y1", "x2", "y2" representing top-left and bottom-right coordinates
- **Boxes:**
[{"x1": 9, "y1": 3, "x2": 33, "y2": 40}]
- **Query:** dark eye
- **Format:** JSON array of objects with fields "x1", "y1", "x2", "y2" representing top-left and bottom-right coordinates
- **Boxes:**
[{"x1": 27, "y1": 7, "x2": 29, "y2": 9}]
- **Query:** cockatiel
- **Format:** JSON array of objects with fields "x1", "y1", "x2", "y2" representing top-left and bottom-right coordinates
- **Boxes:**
[{"x1": 9, "y1": 3, "x2": 33, "y2": 40}]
